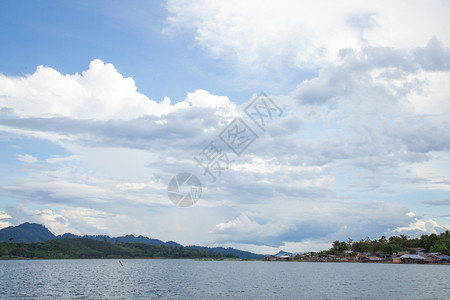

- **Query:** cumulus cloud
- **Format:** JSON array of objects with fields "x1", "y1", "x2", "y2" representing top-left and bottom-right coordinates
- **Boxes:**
[
  {"x1": 393, "y1": 212, "x2": 450, "y2": 236},
  {"x1": 186, "y1": 89, "x2": 234, "y2": 109},
  {"x1": 0, "y1": 61, "x2": 240, "y2": 154},
  {"x1": 281, "y1": 39, "x2": 450, "y2": 198},
  {"x1": 4, "y1": 206, "x2": 79, "y2": 235},
  {"x1": 0, "y1": 60, "x2": 242, "y2": 123},
  {"x1": 0, "y1": 59, "x2": 184, "y2": 120},
  {"x1": 294, "y1": 37, "x2": 450, "y2": 105}
]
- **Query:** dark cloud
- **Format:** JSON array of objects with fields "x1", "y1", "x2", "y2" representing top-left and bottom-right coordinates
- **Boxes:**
[
  {"x1": 413, "y1": 36, "x2": 450, "y2": 71},
  {"x1": 383, "y1": 119, "x2": 450, "y2": 153},
  {"x1": 423, "y1": 198, "x2": 450, "y2": 206},
  {"x1": 211, "y1": 200, "x2": 412, "y2": 247},
  {"x1": 0, "y1": 107, "x2": 14, "y2": 115},
  {"x1": 0, "y1": 107, "x2": 227, "y2": 153}
]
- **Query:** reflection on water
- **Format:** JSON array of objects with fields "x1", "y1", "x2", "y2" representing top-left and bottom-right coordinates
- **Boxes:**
[{"x1": 0, "y1": 259, "x2": 449, "y2": 299}]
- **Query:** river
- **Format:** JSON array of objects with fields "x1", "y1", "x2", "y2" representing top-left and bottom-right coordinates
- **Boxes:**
[{"x1": 1, "y1": 259, "x2": 449, "y2": 299}]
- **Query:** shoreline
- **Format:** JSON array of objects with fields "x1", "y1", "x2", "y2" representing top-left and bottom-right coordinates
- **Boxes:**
[{"x1": 1, "y1": 257, "x2": 449, "y2": 265}]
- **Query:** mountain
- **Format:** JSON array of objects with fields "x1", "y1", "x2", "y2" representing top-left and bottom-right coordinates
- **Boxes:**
[
  {"x1": 58, "y1": 233, "x2": 182, "y2": 247},
  {"x1": 0, "y1": 223, "x2": 56, "y2": 242},
  {"x1": 190, "y1": 246, "x2": 265, "y2": 259},
  {"x1": 0, "y1": 223, "x2": 264, "y2": 259},
  {"x1": 274, "y1": 250, "x2": 293, "y2": 256}
]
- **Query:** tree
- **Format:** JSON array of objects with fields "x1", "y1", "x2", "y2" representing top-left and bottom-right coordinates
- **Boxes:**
[
  {"x1": 351, "y1": 240, "x2": 374, "y2": 253},
  {"x1": 430, "y1": 244, "x2": 450, "y2": 255},
  {"x1": 440, "y1": 230, "x2": 450, "y2": 249},
  {"x1": 329, "y1": 240, "x2": 349, "y2": 255}
]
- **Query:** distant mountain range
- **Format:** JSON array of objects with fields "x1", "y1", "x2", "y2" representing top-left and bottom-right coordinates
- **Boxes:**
[
  {"x1": 0, "y1": 223, "x2": 265, "y2": 259},
  {"x1": 272, "y1": 250, "x2": 305, "y2": 257},
  {"x1": 189, "y1": 246, "x2": 264, "y2": 260},
  {"x1": 58, "y1": 232, "x2": 183, "y2": 248}
]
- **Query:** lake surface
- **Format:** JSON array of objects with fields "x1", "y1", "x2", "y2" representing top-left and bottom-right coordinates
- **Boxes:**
[{"x1": 0, "y1": 259, "x2": 449, "y2": 299}]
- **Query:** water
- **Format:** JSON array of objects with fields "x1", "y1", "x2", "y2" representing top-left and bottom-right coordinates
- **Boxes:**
[{"x1": 0, "y1": 260, "x2": 449, "y2": 299}]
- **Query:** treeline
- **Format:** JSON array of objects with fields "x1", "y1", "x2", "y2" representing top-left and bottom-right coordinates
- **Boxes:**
[
  {"x1": 0, "y1": 238, "x2": 237, "y2": 259},
  {"x1": 324, "y1": 231, "x2": 450, "y2": 255}
]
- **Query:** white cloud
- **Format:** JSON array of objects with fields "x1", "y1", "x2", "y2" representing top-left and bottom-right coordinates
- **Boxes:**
[
  {"x1": 213, "y1": 213, "x2": 261, "y2": 233},
  {"x1": 0, "y1": 211, "x2": 12, "y2": 229},
  {"x1": 165, "y1": 0, "x2": 450, "y2": 72},
  {"x1": 0, "y1": 211, "x2": 11, "y2": 219},
  {"x1": 116, "y1": 182, "x2": 152, "y2": 191},
  {"x1": 393, "y1": 213, "x2": 450, "y2": 235},
  {"x1": 58, "y1": 207, "x2": 134, "y2": 236},
  {"x1": 186, "y1": 89, "x2": 234, "y2": 109},
  {"x1": 16, "y1": 154, "x2": 38, "y2": 163},
  {"x1": 0, "y1": 221, "x2": 12, "y2": 229},
  {"x1": 0, "y1": 59, "x2": 184, "y2": 120},
  {"x1": 5, "y1": 206, "x2": 79, "y2": 235},
  {"x1": 45, "y1": 155, "x2": 79, "y2": 164}
]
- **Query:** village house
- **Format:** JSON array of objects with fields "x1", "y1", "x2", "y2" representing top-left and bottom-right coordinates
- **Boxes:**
[
  {"x1": 413, "y1": 248, "x2": 426, "y2": 254},
  {"x1": 264, "y1": 254, "x2": 294, "y2": 261},
  {"x1": 277, "y1": 255, "x2": 294, "y2": 261},
  {"x1": 317, "y1": 254, "x2": 348, "y2": 262},
  {"x1": 265, "y1": 255, "x2": 276, "y2": 261},
  {"x1": 427, "y1": 253, "x2": 450, "y2": 264},
  {"x1": 397, "y1": 254, "x2": 427, "y2": 264},
  {"x1": 356, "y1": 252, "x2": 383, "y2": 263}
]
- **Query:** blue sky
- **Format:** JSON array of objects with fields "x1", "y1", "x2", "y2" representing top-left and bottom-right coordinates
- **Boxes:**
[
  {"x1": 0, "y1": 0, "x2": 308, "y2": 102},
  {"x1": 0, "y1": 0, "x2": 219, "y2": 101},
  {"x1": 1, "y1": 0, "x2": 450, "y2": 253}
]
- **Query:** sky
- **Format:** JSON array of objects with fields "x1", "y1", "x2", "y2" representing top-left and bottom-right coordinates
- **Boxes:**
[{"x1": 1, "y1": 0, "x2": 450, "y2": 254}]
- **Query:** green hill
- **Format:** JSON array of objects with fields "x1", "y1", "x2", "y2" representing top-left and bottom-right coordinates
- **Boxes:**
[
  {"x1": 0, "y1": 223, "x2": 263, "y2": 258},
  {"x1": 190, "y1": 246, "x2": 264, "y2": 259},
  {"x1": 58, "y1": 233, "x2": 182, "y2": 247},
  {"x1": 0, "y1": 238, "x2": 237, "y2": 259}
]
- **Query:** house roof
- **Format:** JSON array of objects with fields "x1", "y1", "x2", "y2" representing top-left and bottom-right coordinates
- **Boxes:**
[
  {"x1": 400, "y1": 254, "x2": 425, "y2": 260},
  {"x1": 369, "y1": 256, "x2": 382, "y2": 261}
]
